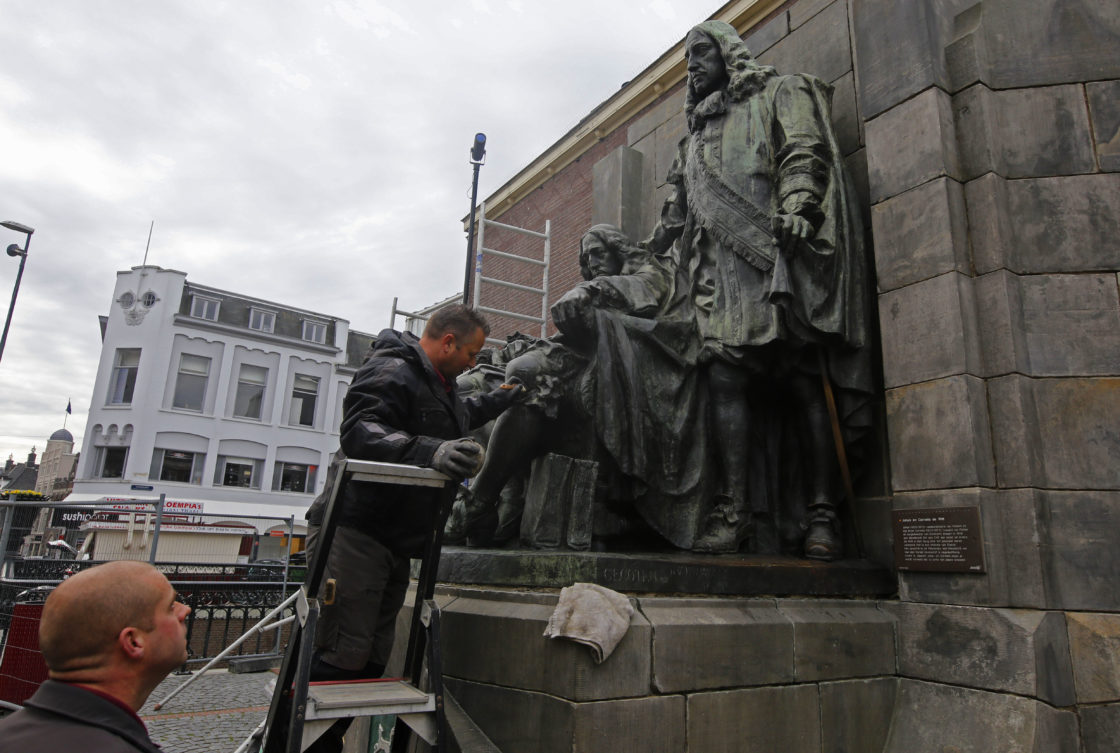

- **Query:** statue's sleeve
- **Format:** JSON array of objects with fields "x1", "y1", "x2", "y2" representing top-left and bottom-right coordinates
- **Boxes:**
[
  {"x1": 773, "y1": 76, "x2": 830, "y2": 230},
  {"x1": 644, "y1": 140, "x2": 688, "y2": 254},
  {"x1": 583, "y1": 259, "x2": 671, "y2": 317}
]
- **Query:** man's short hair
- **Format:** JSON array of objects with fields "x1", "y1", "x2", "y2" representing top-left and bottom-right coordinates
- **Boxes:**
[
  {"x1": 423, "y1": 304, "x2": 490, "y2": 341},
  {"x1": 39, "y1": 561, "x2": 164, "y2": 672}
]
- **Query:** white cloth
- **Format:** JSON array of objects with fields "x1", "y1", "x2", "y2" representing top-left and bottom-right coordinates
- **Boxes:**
[{"x1": 543, "y1": 582, "x2": 634, "y2": 663}]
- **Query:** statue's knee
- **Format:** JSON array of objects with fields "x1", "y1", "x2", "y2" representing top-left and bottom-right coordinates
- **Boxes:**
[{"x1": 505, "y1": 355, "x2": 543, "y2": 386}]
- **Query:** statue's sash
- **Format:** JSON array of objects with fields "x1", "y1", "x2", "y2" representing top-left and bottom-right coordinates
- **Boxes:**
[{"x1": 683, "y1": 125, "x2": 776, "y2": 272}]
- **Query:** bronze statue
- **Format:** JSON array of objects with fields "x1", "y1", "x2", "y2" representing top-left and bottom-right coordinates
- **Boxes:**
[
  {"x1": 453, "y1": 22, "x2": 873, "y2": 561},
  {"x1": 451, "y1": 224, "x2": 707, "y2": 549},
  {"x1": 643, "y1": 20, "x2": 874, "y2": 559}
]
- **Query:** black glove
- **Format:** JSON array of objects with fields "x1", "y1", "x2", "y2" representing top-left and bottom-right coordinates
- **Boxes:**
[
  {"x1": 431, "y1": 438, "x2": 485, "y2": 479},
  {"x1": 486, "y1": 380, "x2": 528, "y2": 411}
]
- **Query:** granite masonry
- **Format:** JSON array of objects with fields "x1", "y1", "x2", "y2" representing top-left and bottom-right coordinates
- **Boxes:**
[{"x1": 437, "y1": 0, "x2": 1120, "y2": 750}]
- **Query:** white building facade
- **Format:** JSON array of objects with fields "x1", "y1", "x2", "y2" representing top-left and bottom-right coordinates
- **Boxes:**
[{"x1": 68, "y1": 265, "x2": 376, "y2": 538}]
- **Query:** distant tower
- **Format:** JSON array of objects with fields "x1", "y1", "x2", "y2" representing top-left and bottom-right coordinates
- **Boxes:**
[{"x1": 36, "y1": 429, "x2": 77, "y2": 500}]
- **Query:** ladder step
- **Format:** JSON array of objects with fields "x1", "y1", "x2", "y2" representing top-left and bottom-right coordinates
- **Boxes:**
[{"x1": 304, "y1": 679, "x2": 434, "y2": 720}]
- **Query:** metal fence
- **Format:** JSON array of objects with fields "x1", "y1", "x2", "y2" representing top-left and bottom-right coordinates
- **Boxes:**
[{"x1": 0, "y1": 498, "x2": 305, "y2": 704}]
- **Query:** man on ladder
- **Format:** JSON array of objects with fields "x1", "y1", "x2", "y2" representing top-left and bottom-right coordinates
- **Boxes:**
[{"x1": 302, "y1": 305, "x2": 524, "y2": 752}]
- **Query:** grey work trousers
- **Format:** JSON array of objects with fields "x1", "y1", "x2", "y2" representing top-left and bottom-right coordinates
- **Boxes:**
[{"x1": 305, "y1": 523, "x2": 410, "y2": 672}]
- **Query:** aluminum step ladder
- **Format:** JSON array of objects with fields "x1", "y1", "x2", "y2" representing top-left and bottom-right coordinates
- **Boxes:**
[{"x1": 256, "y1": 458, "x2": 458, "y2": 753}]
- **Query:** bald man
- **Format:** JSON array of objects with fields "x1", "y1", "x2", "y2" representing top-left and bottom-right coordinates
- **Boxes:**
[{"x1": 0, "y1": 561, "x2": 190, "y2": 752}]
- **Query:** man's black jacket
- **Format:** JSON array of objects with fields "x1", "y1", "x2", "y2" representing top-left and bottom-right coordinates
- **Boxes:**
[
  {"x1": 0, "y1": 679, "x2": 162, "y2": 752},
  {"x1": 307, "y1": 328, "x2": 503, "y2": 557}
]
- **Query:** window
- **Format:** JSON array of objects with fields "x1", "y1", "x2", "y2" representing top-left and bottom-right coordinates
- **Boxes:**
[
  {"x1": 172, "y1": 354, "x2": 210, "y2": 411},
  {"x1": 190, "y1": 295, "x2": 219, "y2": 321},
  {"x1": 141, "y1": 291, "x2": 158, "y2": 307},
  {"x1": 289, "y1": 374, "x2": 319, "y2": 427},
  {"x1": 233, "y1": 364, "x2": 268, "y2": 420},
  {"x1": 107, "y1": 348, "x2": 141, "y2": 405},
  {"x1": 216, "y1": 456, "x2": 262, "y2": 489},
  {"x1": 302, "y1": 320, "x2": 326, "y2": 344},
  {"x1": 249, "y1": 309, "x2": 275, "y2": 333},
  {"x1": 273, "y1": 462, "x2": 317, "y2": 493},
  {"x1": 117, "y1": 291, "x2": 134, "y2": 309},
  {"x1": 151, "y1": 449, "x2": 203, "y2": 484},
  {"x1": 98, "y1": 447, "x2": 128, "y2": 478}
]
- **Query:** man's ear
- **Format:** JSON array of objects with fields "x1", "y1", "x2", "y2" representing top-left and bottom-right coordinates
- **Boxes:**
[
  {"x1": 441, "y1": 333, "x2": 457, "y2": 352},
  {"x1": 118, "y1": 626, "x2": 145, "y2": 660}
]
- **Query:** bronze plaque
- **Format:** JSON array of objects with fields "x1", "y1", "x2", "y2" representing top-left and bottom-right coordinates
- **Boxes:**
[{"x1": 892, "y1": 506, "x2": 985, "y2": 573}]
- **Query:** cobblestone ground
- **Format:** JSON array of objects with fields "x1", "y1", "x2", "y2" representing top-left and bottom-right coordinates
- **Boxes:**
[{"x1": 140, "y1": 669, "x2": 274, "y2": 753}]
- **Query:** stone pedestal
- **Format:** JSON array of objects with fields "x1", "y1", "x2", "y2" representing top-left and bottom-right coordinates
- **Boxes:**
[{"x1": 399, "y1": 582, "x2": 899, "y2": 753}]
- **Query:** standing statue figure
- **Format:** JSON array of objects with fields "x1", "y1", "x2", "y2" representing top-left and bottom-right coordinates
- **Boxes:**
[{"x1": 645, "y1": 20, "x2": 874, "y2": 559}]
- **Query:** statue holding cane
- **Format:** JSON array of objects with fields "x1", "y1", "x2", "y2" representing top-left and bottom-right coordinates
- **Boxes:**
[{"x1": 644, "y1": 20, "x2": 874, "y2": 558}]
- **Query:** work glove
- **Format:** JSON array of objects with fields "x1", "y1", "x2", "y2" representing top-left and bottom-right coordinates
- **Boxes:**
[
  {"x1": 431, "y1": 438, "x2": 486, "y2": 479},
  {"x1": 485, "y1": 380, "x2": 528, "y2": 413}
]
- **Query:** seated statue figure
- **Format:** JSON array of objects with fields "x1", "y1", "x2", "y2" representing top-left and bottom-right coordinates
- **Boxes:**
[{"x1": 454, "y1": 223, "x2": 710, "y2": 549}]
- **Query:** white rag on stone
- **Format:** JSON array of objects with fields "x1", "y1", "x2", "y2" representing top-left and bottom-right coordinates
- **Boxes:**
[{"x1": 543, "y1": 582, "x2": 634, "y2": 664}]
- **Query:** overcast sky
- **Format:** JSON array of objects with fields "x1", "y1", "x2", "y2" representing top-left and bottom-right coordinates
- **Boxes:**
[{"x1": 0, "y1": 0, "x2": 717, "y2": 465}]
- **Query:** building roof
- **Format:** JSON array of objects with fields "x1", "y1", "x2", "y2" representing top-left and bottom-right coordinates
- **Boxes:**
[
  {"x1": 1, "y1": 464, "x2": 39, "y2": 491},
  {"x1": 49, "y1": 428, "x2": 74, "y2": 442}
]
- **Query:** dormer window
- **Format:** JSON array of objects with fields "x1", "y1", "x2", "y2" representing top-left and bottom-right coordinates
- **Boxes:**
[
  {"x1": 190, "y1": 295, "x2": 219, "y2": 321},
  {"x1": 302, "y1": 320, "x2": 327, "y2": 344},
  {"x1": 249, "y1": 308, "x2": 275, "y2": 333}
]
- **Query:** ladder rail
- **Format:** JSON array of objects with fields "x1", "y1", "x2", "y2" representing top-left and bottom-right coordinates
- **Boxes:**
[
  {"x1": 258, "y1": 459, "x2": 452, "y2": 753},
  {"x1": 471, "y1": 200, "x2": 553, "y2": 338}
]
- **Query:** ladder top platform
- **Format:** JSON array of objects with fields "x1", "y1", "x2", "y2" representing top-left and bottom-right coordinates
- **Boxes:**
[
  {"x1": 342, "y1": 459, "x2": 449, "y2": 488},
  {"x1": 306, "y1": 679, "x2": 434, "y2": 720}
]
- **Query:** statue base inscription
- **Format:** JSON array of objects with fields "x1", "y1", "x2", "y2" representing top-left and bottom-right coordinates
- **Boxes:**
[
  {"x1": 436, "y1": 547, "x2": 895, "y2": 596},
  {"x1": 891, "y1": 506, "x2": 985, "y2": 573}
]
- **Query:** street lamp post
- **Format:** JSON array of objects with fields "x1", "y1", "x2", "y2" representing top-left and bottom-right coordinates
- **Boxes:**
[
  {"x1": 462, "y1": 133, "x2": 486, "y2": 305},
  {"x1": 0, "y1": 220, "x2": 35, "y2": 365}
]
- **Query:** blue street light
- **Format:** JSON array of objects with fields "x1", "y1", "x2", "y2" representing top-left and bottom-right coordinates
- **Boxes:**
[{"x1": 0, "y1": 220, "x2": 35, "y2": 366}]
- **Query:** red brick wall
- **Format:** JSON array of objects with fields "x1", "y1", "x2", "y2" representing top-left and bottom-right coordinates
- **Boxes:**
[{"x1": 472, "y1": 84, "x2": 685, "y2": 342}]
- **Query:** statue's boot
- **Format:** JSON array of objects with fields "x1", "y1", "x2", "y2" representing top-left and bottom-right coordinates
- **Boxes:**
[
  {"x1": 443, "y1": 490, "x2": 470, "y2": 544},
  {"x1": 804, "y1": 508, "x2": 841, "y2": 561},
  {"x1": 460, "y1": 487, "x2": 500, "y2": 548},
  {"x1": 491, "y1": 477, "x2": 527, "y2": 545},
  {"x1": 693, "y1": 496, "x2": 751, "y2": 553},
  {"x1": 492, "y1": 498, "x2": 522, "y2": 545}
]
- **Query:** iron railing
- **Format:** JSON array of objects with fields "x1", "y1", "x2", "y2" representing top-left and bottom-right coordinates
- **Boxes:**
[{"x1": 0, "y1": 498, "x2": 306, "y2": 698}]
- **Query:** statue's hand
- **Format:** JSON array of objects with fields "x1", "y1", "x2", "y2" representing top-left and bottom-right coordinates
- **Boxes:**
[
  {"x1": 772, "y1": 213, "x2": 814, "y2": 256},
  {"x1": 551, "y1": 286, "x2": 595, "y2": 335}
]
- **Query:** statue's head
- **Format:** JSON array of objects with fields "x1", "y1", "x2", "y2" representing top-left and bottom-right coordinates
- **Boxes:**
[
  {"x1": 685, "y1": 26, "x2": 730, "y2": 100},
  {"x1": 579, "y1": 224, "x2": 641, "y2": 281},
  {"x1": 684, "y1": 21, "x2": 776, "y2": 121}
]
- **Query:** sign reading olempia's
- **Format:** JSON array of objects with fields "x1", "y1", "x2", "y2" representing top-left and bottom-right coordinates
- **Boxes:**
[{"x1": 892, "y1": 506, "x2": 985, "y2": 573}]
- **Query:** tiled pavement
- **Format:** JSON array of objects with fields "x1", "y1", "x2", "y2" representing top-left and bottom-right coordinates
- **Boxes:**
[{"x1": 140, "y1": 669, "x2": 275, "y2": 753}]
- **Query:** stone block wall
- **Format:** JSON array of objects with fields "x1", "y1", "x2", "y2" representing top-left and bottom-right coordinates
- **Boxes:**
[
  {"x1": 450, "y1": 0, "x2": 1120, "y2": 749},
  {"x1": 426, "y1": 587, "x2": 899, "y2": 753},
  {"x1": 853, "y1": 0, "x2": 1120, "y2": 749}
]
